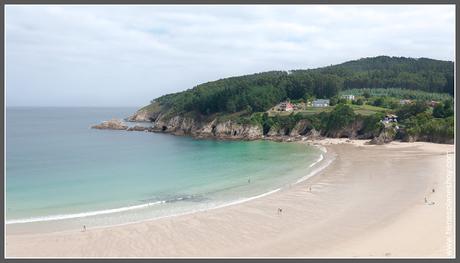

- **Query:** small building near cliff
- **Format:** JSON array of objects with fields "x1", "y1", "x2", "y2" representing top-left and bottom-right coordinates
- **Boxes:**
[
  {"x1": 399, "y1": 99, "x2": 412, "y2": 105},
  {"x1": 312, "y1": 99, "x2": 330, "y2": 107},
  {"x1": 382, "y1": 114, "x2": 398, "y2": 123},
  {"x1": 278, "y1": 101, "x2": 294, "y2": 111},
  {"x1": 429, "y1": 100, "x2": 440, "y2": 107},
  {"x1": 341, "y1": 94, "x2": 355, "y2": 101}
]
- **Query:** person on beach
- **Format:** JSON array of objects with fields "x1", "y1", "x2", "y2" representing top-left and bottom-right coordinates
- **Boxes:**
[
  {"x1": 248, "y1": 178, "x2": 251, "y2": 184},
  {"x1": 83, "y1": 225, "x2": 86, "y2": 232},
  {"x1": 425, "y1": 197, "x2": 428, "y2": 203},
  {"x1": 277, "y1": 208, "x2": 283, "y2": 215},
  {"x1": 432, "y1": 188, "x2": 435, "y2": 193}
]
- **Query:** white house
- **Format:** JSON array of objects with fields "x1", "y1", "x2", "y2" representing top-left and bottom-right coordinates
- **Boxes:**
[
  {"x1": 341, "y1": 94, "x2": 355, "y2": 101},
  {"x1": 312, "y1": 99, "x2": 330, "y2": 107},
  {"x1": 382, "y1": 114, "x2": 398, "y2": 123}
]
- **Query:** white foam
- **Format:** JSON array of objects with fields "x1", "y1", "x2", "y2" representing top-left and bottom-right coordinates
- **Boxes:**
[
  {"x1": 211, "y1": 188, "x2": 281, "y2": 209},
  {"x1": 309, "y1": 154, "x2": 324, "y2": 168},
  {"x1": 295, "y1": 151, "x2": 334, "y2": 184},
  {"x1": 78, "y1": 188, "x2": 285, "y2": 231},
  {"x1": 6, "y1": 201, "x2": 165, "y2": 225}
]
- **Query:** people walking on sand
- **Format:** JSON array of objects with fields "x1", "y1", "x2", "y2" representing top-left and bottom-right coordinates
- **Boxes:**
[
  {"x1": 82, "y1": 225, "x2": 86, "y2": 232},
  {"x1": 432, "y1": 188, "x2": 435, "y2": 193},
  {"x1": 424, "y1": 197, "x2": 427, "y2": 203},
  {"x1": 277, "y1": 208, "x2": 283, "y2": 215},
  {"x1": 309, "y1": 186, "x2": 312, "y2": 192}
]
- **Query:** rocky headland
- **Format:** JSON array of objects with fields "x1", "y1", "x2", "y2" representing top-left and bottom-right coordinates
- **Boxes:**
[{"x1": 92, "y1": 108, "x2": 402, "y2": 144}]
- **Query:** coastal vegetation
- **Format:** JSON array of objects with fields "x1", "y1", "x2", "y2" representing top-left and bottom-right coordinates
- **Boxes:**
[{"x1": 129, "y1": 56, "x2": 454, "y2": 144}]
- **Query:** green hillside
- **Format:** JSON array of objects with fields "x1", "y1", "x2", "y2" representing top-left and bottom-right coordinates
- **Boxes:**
[{"x1": 147, "y1": 56, "x2": 453, "y2": 118}]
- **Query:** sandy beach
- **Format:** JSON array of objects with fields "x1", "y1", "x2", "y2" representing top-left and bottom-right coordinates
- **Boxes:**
[{"x1": 5, "y1": 140, "x2": 455, "y2": 258}]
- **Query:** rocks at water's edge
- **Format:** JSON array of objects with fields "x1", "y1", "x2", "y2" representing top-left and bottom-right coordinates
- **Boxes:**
[
  {"x1": 127, "y1": 126, "x2": 152, "y2": 132},
  {"x1": 91, "y1": 119, "x2": 128, "y2": 130},
  {"x1": 95, "y1": 110, "x2": 429, "y2": 144},
  {"x1": 94, "y1": 112, "x2": 375, "y2": 142}
]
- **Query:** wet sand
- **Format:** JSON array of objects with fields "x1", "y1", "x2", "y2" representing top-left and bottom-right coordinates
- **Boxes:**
[{"x1": 5, "y1": 141, "x2": 455, "y2": 258}]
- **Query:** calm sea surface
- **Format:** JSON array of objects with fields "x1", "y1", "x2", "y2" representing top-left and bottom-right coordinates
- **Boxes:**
[{"x1": 6, "y1": 107, "x2": 322, "y2": 232}]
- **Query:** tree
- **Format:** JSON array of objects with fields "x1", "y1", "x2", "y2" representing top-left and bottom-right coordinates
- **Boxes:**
[
  {"x1": 432, "y1": 103, "x2": 446, "y2": 118},
  {"x1": 329, "y1": 96, "x2": 339, "y2": 106},
  {"x1": 443, "y1": 99, "x2": 454, "y2": 117},
  {"x1": 397, "y1": 101, "x2": 428, "y2": 121},
  {"x1": 373, "y1": 97, "x2": 384, "y2": 107},
  {"x1": 327, "y1": 104, "x2": 356, "y2": 132},
  {"x1": 261, "y1": 113, "x2": 273, "y2": 135},
  {"x1": 226, "y1": 99, "x2": 237, "y2": 113},
  {"x1": 355, "y1": 98, "x2": 364, "y2": 105}
]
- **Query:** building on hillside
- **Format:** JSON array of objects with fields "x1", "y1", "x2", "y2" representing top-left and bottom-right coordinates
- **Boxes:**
[
  {"x1": 382, "y1": 114, "x2": 398, "y2": 123},
  {"x1": 312, "y1": 99, "x2": 330, "y2": 107},
  {"x1": 429, "y1": 100, "x2": 440, "y2": 107},
  {"x1": 341, "y1": 94, "x2": 355, "y2": 101},
  {"x1": 399, "y1": 99, "x2": 412, "y2": 105},
  {"x1": 278, "y1": 101, "x2": 294, "y2": 111}
]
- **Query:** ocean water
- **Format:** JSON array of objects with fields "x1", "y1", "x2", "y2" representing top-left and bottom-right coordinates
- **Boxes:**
[{"x1": 6, "y1": 107, "x2": 323, "y2": 233}]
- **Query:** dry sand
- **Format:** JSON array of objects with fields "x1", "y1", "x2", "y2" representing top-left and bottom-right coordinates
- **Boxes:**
[{"x1": 5, "y1": 141, "x2": 455, "y2": 258}]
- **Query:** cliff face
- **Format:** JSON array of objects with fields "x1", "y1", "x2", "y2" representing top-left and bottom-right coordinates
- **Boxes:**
[
  {"x1": 101, "y1": 110, "x2": 454, "y2": 145},
  {"x1": 149, "y1": 115, "x2": 263, "y2": 140},
  {"x1": 127, "y1": 109, "x2": 157, "y2": 122},
  {"x1": 120, "y1": 110, "x2": 376, "y2": 142}
]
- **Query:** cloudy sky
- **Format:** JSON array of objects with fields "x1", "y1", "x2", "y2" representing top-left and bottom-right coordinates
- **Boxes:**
[{"x1": 6, "y1": 5, "x2": 455, "y2": 107}]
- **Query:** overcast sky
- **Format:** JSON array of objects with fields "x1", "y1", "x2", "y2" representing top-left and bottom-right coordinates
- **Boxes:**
[{"x1": 6, "y1": 5, "x2": 455, "y2": 107}]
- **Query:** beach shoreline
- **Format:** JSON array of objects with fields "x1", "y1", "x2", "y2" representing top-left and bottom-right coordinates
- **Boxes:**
[
  {"x1": 5, "y1": 140, "x2": 455, "y2": 258},
  {"x1": 5, "y1": 138, "x2": 334, "y2": 235}
]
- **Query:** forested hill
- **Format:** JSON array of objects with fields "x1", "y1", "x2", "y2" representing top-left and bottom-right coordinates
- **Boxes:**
[{"x1": 146, "y1": 56, "x2": 454, "y2": 117}]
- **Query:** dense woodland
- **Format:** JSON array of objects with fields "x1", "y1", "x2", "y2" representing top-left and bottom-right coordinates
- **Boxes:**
[
  {"x1": 155, "y1": 56, "x2": 453, "y2": 116},
  {"x1": 144, "y1": 56, "x2": 454, "y2": 143}
]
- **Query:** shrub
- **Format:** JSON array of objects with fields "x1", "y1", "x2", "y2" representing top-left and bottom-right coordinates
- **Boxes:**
[{"x1": 326, "y1": 104, "x2": 356, "y2": 132}]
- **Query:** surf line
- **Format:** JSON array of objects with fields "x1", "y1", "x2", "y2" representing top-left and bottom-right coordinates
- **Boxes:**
[{"x1": 6, "y1": 201, "x2": 166, "y2": 225}]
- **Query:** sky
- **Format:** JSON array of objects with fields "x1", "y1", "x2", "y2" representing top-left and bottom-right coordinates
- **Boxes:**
[{"x1": 6, "y1": 5, "x2": 455, "y2": 107}]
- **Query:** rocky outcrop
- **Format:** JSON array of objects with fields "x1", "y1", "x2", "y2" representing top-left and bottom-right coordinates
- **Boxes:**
[
  {"x1": 325, "y1": 119, "x2": 366, "y2": 139},
  {"x1": 92, "y1": 119, "x2": 128, "y2": 130},
  {"x1": 127, "y1": 125, "x2": 152, "y2": 132},
  {"x1": 127, "y1": 109, "x2": 159, "y2": 122},
  {"x1": 95, "y1": 110, "x2": 453, "y2": 145},
  {"x1": 290, "y1": 120, "x2": 311, "y2": 136},
  {"x1": 266, "y1": 126, "x2": 286, "y2": 137},
  {"x1": 142, "y1": 115, "x2": 264, "y2": 140},
  {"x1": 369, "y1": 127, "x2": 397, "y2": 145},
  {"x1": 305, "y1": 129, "x2": 321, "y2": 140},
  {"x1": 196, "y1": 120, "x2": 262, "y2": 139},
  {"x1": 399, "y1": 130, "x2": 454, "y2": 144},
  {"x1": 152, "y1": 115, "x2": 199, "y2": 135}
]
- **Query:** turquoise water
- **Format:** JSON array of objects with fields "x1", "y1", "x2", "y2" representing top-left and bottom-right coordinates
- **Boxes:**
[{"x1": 6, "y1": 107, "x2": 322, "y2": 232}]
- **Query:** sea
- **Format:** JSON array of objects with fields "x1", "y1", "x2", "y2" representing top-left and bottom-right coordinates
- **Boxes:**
[{"x1": 6, "y1": 107, "x2": 324, "y2": 233}]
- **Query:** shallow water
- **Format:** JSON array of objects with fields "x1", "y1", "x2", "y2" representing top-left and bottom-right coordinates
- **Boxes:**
[{"x1": 6, "y1": 107, "x2": 322, "y2": 232}]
